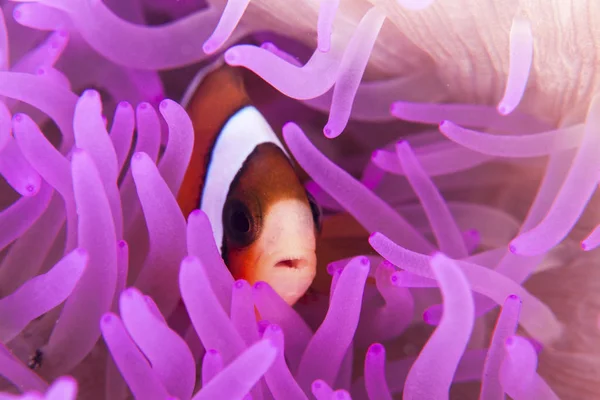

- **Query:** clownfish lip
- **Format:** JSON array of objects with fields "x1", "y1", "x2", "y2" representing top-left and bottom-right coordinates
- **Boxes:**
[
  {"x1": 260, "y1": 252, "x2": 317, "y2": 305},
  {"x1": 275, "y1": 257, "x2": 305, "y2": 269},
  {"x1": 268, "y1": 250, "x2": 317, "y2": 273}
]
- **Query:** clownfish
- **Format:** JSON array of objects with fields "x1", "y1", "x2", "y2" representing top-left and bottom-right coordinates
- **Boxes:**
[{"x1": 177, "y1": 60, "x2": 322, "y2": 306}]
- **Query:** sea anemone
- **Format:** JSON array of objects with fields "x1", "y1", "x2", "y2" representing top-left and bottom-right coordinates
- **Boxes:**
[{"x1": 0, "y1": 0, "x2": 597, "y2": 399}]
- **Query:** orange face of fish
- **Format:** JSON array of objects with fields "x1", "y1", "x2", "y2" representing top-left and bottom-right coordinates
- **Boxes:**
[
  {"x1": 223, "y1": 143, "x2": 320, "y2": 305},
  {"x1": 178, "y1": 62, "x2": 321, "y2": 305}
]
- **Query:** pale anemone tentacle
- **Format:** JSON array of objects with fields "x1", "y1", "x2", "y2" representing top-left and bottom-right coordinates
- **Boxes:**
[
  {"x1": 497, "y1": 17, "x2": 534, "y2": 116},
  {"x1": 317, "y1": 0, "x2": 340, "y2": 52},
  {"x1": 10, "y1": 0, "x2": 247, "y2": 70}
]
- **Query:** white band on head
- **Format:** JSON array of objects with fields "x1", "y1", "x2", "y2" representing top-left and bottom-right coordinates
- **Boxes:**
[{"x1": 201, "y1": 106, "x2": 289, "y2": 252}]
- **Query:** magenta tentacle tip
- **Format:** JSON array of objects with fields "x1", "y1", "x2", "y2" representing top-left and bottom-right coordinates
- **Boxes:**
[
  {"x1": 132, "y1": 152, "x2": 145, "y2": 162},
  {"x1": 182, "y1": 255, "x2": 196, "y2": 264},
  {"x1": 75, "y1": 248, "x2": 89, "y2": 258},
  {"x1": 102, "y1": 313, "x2": 114, "y2": 324},
  {"x1": 323, "y1": 125, "x2": 337, "y2": 138},
  {"x1": 224, "y1": 49, "x2": 239, "y2": 65},
  {"x1": 326, "y1": 263, "x2": 336, "y2": 275},
  {"x1": 202, "y1": 41, "x2": 217, "y2": 55},
  {"x1": 505, "y1": 336, "x2": 516, "y2": 347},
  {"x1": 368, "y1": 343, "x2": 384, "y2": 354},
  {"x1": 72, "y1": 147, "x2": 86, "y2": 155},
  {"x1": 234, "y1": 280, "x2": 245, "y2": 289}
]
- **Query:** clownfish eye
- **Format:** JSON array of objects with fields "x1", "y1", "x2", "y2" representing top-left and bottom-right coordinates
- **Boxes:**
[
  {"x1": 223, "y1": 198, "x2": 259, "y2": 247},
  {"x1": 231, "y1": 209, "x2": 250, "y2": 233},
  {"x1": 306, "y1": 190, "x2": 322, "y2": 233}
]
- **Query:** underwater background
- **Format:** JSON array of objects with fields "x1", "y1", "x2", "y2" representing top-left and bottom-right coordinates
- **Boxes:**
[{"x1": 0, "y1": 0, "x2": 599, "y2": 399}]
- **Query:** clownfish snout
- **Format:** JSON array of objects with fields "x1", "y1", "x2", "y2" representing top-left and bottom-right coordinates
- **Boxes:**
[{"x1": 242, "y1": 198, "x2": 317, "y2": 306}]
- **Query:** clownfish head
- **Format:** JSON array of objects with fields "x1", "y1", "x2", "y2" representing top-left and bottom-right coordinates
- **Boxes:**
[{"x1": 178, "y1": 62, "x2": 321, "y2": 305}]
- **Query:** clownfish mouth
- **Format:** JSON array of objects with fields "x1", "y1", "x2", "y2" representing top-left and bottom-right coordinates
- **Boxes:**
[
  {"x1": 275, "y1": 257, "x2": 307, "y2": 269},
  {"x1": 262, "y1": 248, "x2": 317, "y2": 273},
  {"x1": 252, "y1": 247, "x2": 317, "y2": 305}
]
